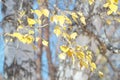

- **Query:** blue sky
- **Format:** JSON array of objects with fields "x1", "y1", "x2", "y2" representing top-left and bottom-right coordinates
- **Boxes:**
[{"x1": 0, "y1": 1, "x2": 4, "y2": 75}]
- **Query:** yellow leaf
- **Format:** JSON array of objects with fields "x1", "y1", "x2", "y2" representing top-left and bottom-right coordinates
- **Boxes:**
[
  {"x1": 11, "y1": 33, "x2": 34, "y2": 44},
  {"x1": 57, "y1": 15, "x2": 65, "y2": 26},
  {"x1": 110, "y1": 0, "x2": 118, "y2": 4},
  {"x1": 71, "y1": 12, "x2": 78, "y2": 18},
  {"x1": 50, "y1": 16, "x2": 55, "y2": 22},
  {"x1": 84, "y1": 46, "x2": 88, "y2": 50},
  {"x1": 80, "y1": 16, "x2": 86, "y2": 25},
  {"x1": 27, "y1": 18, "x2": 36, "y2": 26},
  {"x1": 103, "y1": 3, "x2": 109, "y2": 8},
  {"x1": 107, "y1": 10, "x2": 113, "y2": 15},
  {"x1": 62, "y1": 33, "x2": 71, "y2": 44},
  {"x1": 67, "y1": 49, "x2": 74, "y2": 57},
  {"x1": 34, "y1": 10, "x2": 42, "y2": 18},
  {"x1": 89, "y1": 0, "x2": 94, "y2": 5},
  {"x1": 53, "y1": 26, "x2": 61, "y2": 37},
  {"x1": 42, "y1": 39, "x2": 48, "y2": 46},
  {"x1": 29, "y1": 30, "x2": 34, "y2": 34},
  {"x1": 23, "y1": 34, "x2": 34, "y2": 44},
  {"x1": 114, "y1": 0, "x2": 118, "y2": 4},
  {"x1": 71, "y1": 12, "x2": 78, "y2": 23},
  {"x1": 18, "y1": 19, "x2": 22, "y2": 24},
  {"x1": 60, "y1": 45, "x2": 69, "y2": 53},
  {"x1": 12, "y1": 32, "x2": 22, "y2": 37},
  {"x1": 70, "y1": 32, "x2": 77, "y2": 39},
  {"x1": 51, "y1": 15, "x2": 65, "y2": 26},
  {"x1": 77, "y1": 12, "x2": 83, "y2": 16},
  {"x1": 75, "y1": 45, "x2": 82, "y2": 51},
  {"x1": 65, "y1": 16, "x2": 72, "y2": 24},
  {"x1": 62, "y1": 33, "x2": 67, "y2": 38},
  {"x1": 76, "y1": 51, "x2": 85, "y2": 59},
  {"x1": 104, "y1": 0, "x2": 118, "y2": 15},
  {"x1": 31, "y1": 9, "x2": 34, "y2": 13},
  {"x1": 109, "y1": 4, "x2": 118, "y2": 12},
  {"x1": 106, "y1": 19, "x2": 111, "y2": 25},
  {"x1": 41, "y1": 9, "x2": 49, "y2": 17},
  {"x1": 58, "y1": 53, "x2": 66, "y2": 60},
  {"x1": 86, "y1": 54, "x2": 92, "y2": 62},
  {"x1": 10, "y1": 38, "x2": 13, "y2": 42},
  {"x1": 72, "y1": 16, "x2": 78, "y2": 24},
  {"x1": 17, "y1": 25, "x2": 23, "y2": 31},
  {"x1": 91, "y1": 62, "x2": 96, "y2": 69},
  {"x1": 98, "y1": 71, "x2": 104, "y2": 78},
  {"x1": 90, "y1": 62, "x2": 96, "y2": 71},
  {"x1": 62, "y1": 32, "x2": 68, "y2": 38},
  {"x1": 80, "y1": 61, "x2": 88, "y2": 68},
  {"x1": 86, "y1": 50, "x2": 92, "y2": 55}
]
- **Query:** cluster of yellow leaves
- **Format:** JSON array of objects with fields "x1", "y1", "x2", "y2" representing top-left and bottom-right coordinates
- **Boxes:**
[
  {"x1": 31, "y1": 9, "x2": 49, "y2": 18},
  {"x1": 17, "y1": 7, "x2": 98, "y2": 73},
  {"x1": 51, "y1": 15, "x2": 76, "y2": 38},
  {"x1": 52, "y1": 13, "x2": 86, "y2": 39},
  {"x1": 7, "y1": 32, "x2": 34, "y2": 44},
  {"x1": 59, "y1": 45, "x2": 97, "y2": 71},
  {"x1": 53, "y1": 26, "x2": 78, "y2": 40},
  {"x1": 103, "y1": 0, "x2": 118, "y2": 15},
  {"x1": 51, "y1": 15, "x2": 72, "y2": 26},
  {"x1": 14, "y1": 8, "x2": 50, "y2": 45},
  {"x1": 70, "y1": 12, "x2": 86, "y2": 25},
  {"x1": 52, "y1": 14, "x2": 88, "y2": 68},
  {"x1": 27, "y1": 9, "x2": 49, "y2": 26}
]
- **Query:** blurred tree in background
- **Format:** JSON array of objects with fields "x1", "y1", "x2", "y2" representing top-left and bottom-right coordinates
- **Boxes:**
[{"x1": 0, "y1": 0, "x2": 120, "y2": 80}]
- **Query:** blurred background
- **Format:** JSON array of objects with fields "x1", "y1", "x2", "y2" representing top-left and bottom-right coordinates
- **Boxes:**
[{"x1": 0, "y1": 0, "x2": 120, "y2": 80}]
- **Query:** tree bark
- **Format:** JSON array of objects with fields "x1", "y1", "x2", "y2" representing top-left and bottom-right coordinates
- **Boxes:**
[
  {"x1": 44, "y1": 27, "x2": 56, "y2": 80},
  {"x1": 36, "y1": 33, "x2": 43, "y2": 80},
  {"x1": 39, "y1": 0, "x2": 56, "y2": 80},
  {"x1": 0, "y1": 75, "x2": 2, "y2": 80}
]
